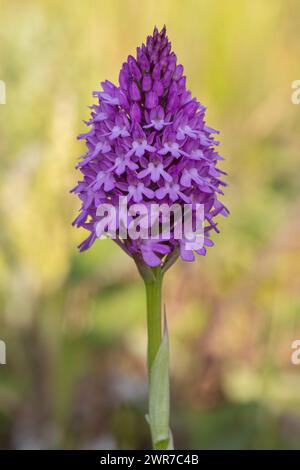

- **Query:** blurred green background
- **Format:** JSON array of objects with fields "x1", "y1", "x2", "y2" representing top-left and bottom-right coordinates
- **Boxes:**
[{"x1": 0, "y1": 0, "x2": 300, "y2": 449}]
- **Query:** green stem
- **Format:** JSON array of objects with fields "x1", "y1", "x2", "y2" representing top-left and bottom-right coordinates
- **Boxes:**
[
  {"x1": 138, "y1": 260, "x2": 174, "y2": 450},
  {"x1": 145, "y1": 266, "x2": 171, "y2": 450},
  {"x1": 144, "y1": 266, "x2": 163, "y2": 372}
]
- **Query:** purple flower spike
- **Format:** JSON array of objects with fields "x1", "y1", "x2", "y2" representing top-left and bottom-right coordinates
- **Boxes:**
[
  {"x1": 145, "y1": 91, "x2": 159, "y2": 109},
  {"x1": 72, "y1": 26, "x2": 228, "y2": 267}
]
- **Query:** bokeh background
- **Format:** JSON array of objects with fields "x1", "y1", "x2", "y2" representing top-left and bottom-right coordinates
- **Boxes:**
[{"x1": 0, "y1": 0, "x2": 300, "y2": 450}]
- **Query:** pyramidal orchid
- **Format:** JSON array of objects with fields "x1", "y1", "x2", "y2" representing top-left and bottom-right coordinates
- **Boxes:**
[{"x1": 72, "y1": 26, "x2": 228, "y2": 450}]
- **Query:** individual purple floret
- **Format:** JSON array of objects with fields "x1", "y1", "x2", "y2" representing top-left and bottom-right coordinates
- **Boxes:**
[{"x1": 72, "y1": 26, "x2": 228, "y2": 267}]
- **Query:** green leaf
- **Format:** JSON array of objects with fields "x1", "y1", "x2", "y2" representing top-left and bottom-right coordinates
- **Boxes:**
[{"x1": 148, "y1": 320, "x2": 171, "y2": 449}]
